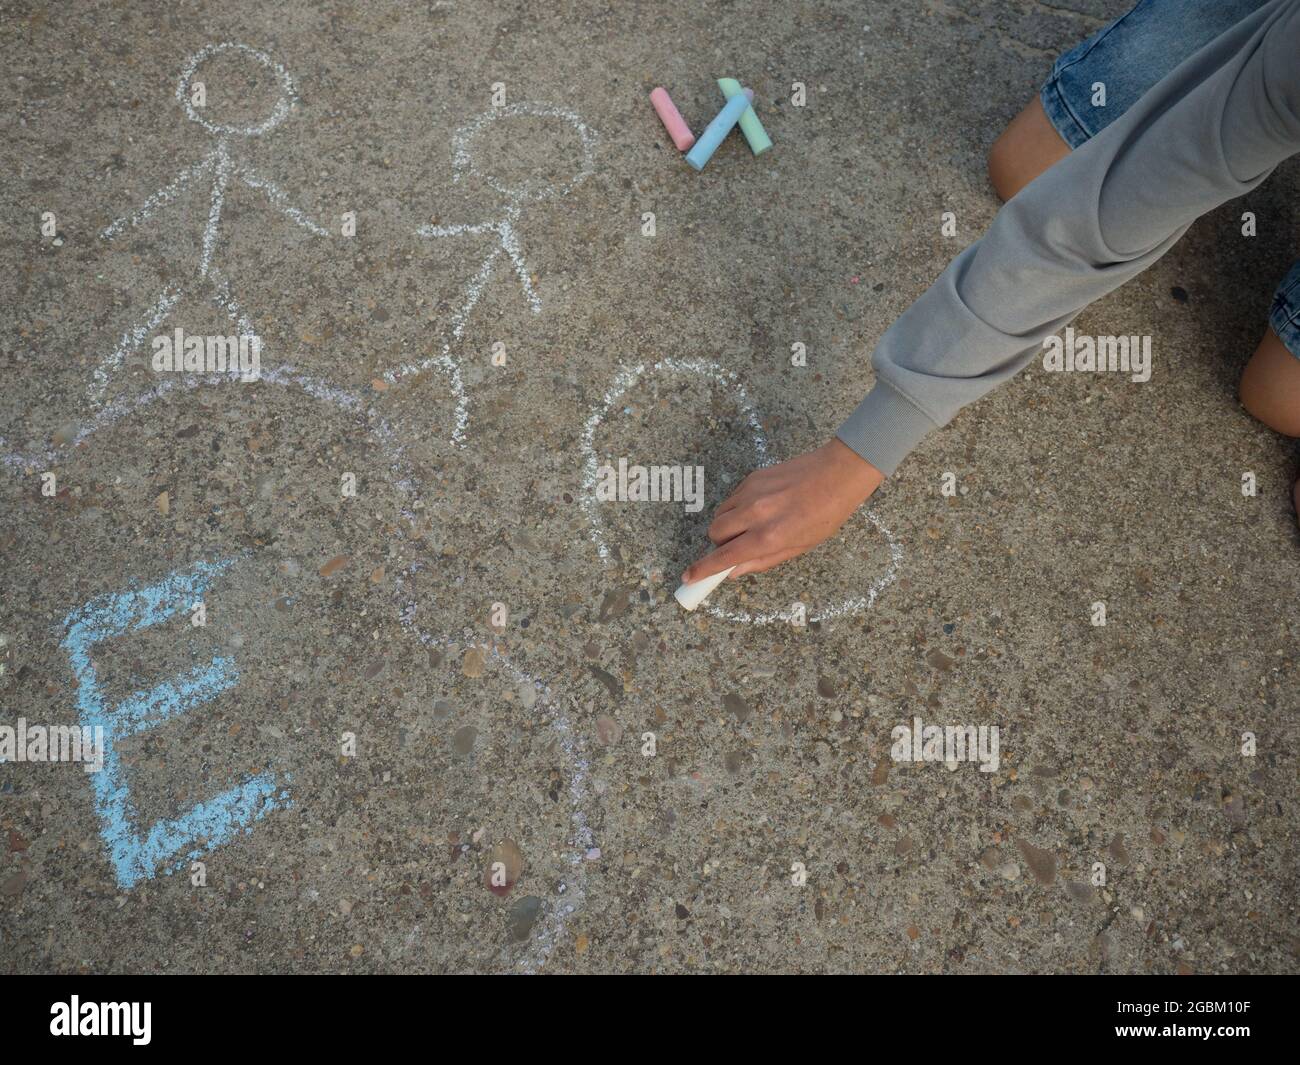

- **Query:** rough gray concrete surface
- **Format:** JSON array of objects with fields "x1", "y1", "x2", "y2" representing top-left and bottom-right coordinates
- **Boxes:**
[{"x1": 1, "y1": 0, "x2": 1297, "y2": 974}]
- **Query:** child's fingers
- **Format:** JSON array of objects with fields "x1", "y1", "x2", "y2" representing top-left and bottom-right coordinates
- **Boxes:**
[
  {"x1": 728, "y1": 544, "x2": 802, "y2": 579},
  {"x1": 682, "y1": 531, "x2": 765, "y2": 584},
  {"x1": 715, "y1": 468, "x2": 774, "y2": 516},
  {"x1": 713, "y1": 487, "x2": 749, "y2": 517},
  {"x1": 706, "y1": 506, "x2": 749, "y2": 545}
]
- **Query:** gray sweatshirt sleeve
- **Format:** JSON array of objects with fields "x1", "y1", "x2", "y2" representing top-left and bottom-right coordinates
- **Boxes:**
[{"x1": 837, "y1": 0, "x2": 1300, "y2": 476}]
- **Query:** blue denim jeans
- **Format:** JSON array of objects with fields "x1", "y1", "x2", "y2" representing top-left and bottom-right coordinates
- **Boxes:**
[{"x1": 1040, "y1": 0, "x2": 1300, "y2": 358}]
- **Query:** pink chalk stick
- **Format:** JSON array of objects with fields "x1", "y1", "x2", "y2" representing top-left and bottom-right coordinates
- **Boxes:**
[{"x1": 650, "y1": 87, "x2": 695, "y2": 151}]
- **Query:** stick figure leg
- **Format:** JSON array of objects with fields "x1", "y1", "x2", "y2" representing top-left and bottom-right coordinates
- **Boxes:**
[
  {"x1": 89, "y1": 284, "x2": 185, "y2": 404},
  {"x1": 208, "y1": 267, "x2": 258, "y2": 341},
  {"x1": 496, "y1": 220, "x2": 542, "y2": 315}
]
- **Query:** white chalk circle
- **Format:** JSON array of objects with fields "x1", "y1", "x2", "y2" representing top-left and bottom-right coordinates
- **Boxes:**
[
  {"x1": 581, "y1": 358, "x2": 903, "y2": 625},
  {"x1": 177, "y1": 42, "x2": 297, "y2": 137},
  {"x1": 450, "y1": 102, "x2": 598, "y2": 204}
]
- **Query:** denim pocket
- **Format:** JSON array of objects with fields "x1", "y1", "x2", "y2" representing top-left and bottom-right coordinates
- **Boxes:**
[
  {"x1": 1269, "y1": 261, "x2": 1300, "y2": 358},
  {"x1": 1040, "y1": 0, "x2": 1271, "y2": 145}
]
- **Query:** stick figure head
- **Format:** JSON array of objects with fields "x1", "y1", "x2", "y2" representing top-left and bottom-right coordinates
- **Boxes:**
[
  {"x1": 450, "y1": 103, "x2": 597, "y2": 205},
  {"x1": 176, "y1": 43, "x2": 298, "y2": 137}
]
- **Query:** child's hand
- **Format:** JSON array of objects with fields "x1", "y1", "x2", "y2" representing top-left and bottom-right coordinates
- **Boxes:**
[{"x1": 683, "y1": 438, "x2": 885, "y2": 583}]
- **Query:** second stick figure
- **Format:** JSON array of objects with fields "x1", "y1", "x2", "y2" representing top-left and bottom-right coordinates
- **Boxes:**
[{"x1": 385, "y1": 102, "x2": 597, "y2": 386}]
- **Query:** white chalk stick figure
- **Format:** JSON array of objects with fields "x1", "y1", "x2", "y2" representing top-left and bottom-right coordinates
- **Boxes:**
[
  {"x1": 93, "y1": 43, "x2": 328, "y2": 404},
  {"x1": 386, "y1": 103, "x2": 597, "y2": 387}
]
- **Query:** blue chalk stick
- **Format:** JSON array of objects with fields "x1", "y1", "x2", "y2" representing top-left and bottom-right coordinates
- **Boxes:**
[{"x1": 685, "y1": 90, "x2": 753, "y2": 172}]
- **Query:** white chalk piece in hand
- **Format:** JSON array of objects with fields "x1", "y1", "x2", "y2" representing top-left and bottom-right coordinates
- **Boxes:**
[{"x1": 674, "y1": 566, "x2": 737, "y2": 611}]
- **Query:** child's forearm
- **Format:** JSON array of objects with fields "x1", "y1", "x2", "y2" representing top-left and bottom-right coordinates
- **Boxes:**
[
  {"x1": 686, "y1": 0, "x2": 1300, "y2": 585},
  {"x1": 838, "y1": 0, "x2": 1300, "y2": 476}
]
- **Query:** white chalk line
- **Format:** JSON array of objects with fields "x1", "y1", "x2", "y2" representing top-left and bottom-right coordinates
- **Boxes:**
[
  {"x1": 393, "y1": 138, "x2": 601, "y2": 942},
  {"x1": 176, "y1": 42, "x2": 296, "y2": 138},
  {"x1": 9, "y1": 45, "x2": 597, "y2": 969},
  {"x1": 100, "y1": 153, "x2": 216, "y2": 241},
  {"x1": 6, "y1": 367, "x2": 358, "y2": 475},
  {"x1": 89, "y1": 286, "x2": 183, "y2": 402},
  {"x1": 236, "y1": 160, "x2": 330, "y2": 240},
  {"x1": 93, "y1": 146, "x2": 330, "y2": 404},
  {"x1": 450, "y1": 102, "x2": 598, "y2": 203},
  {"x1": 378, "y1": 220, "x2": 504, "y2": 444},
  {"x1": 391, "y1": 595, "x2": 595, "y2": 974},
  {"x1": 208, "y1": 266, "x2": 257, "y2": 338},
  {"x1": 580, "y1": 357, "x2": 769, "y2": 563},
  {"x1": 414, "y1": 221, "x2": 505, "y2": 339},
  {"x1": 202, "y1": 147, "x2": 233, "y2": 277},
  {"x1": 580, "y1": 359, "x2": 903, "y2": 625},
  {"x1": 94, "y1": 55, "x2": 598, "y2": 447},
  {"x1": 384, "y1": 103, "x2": 599, "y2": 443}
]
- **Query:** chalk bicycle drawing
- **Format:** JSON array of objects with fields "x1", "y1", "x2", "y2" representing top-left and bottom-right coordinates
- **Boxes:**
[
  {"x1": 2, "y1": 366, "x2": 595, "y2": 971},
  {"x1": 0, "y1": 44, "x2": 599, "y2": 968},
  {"x1": 91, "y1": 43, "x2": 329, "y2": 406},
  {"x1": 581, "y1": 359, "x2": 904, "y2": 624},
  {"x1": 383, "y1": 102, "x2": 598, "y2": 441}
]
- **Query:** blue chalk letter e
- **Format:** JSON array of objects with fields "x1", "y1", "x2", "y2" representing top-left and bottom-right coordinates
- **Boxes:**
[{"x1": 61, "y1": 559, "x2": 288, "y2": 888}]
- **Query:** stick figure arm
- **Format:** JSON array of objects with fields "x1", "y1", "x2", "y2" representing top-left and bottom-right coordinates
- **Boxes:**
[
  {"x1": 236, "y1": 166, "x2": 330, "y2": 236},
  {"x1": 101, "y1": 153, "x2": 216, "y2": 239}
]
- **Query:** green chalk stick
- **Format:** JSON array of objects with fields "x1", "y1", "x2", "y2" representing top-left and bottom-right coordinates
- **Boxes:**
[{"x1": 717, "y1": 78, "x2": 772, "y2": 155}]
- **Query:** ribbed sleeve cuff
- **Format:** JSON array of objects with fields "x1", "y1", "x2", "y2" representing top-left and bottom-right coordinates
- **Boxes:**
[{"x1": 835, "y1": 383, "x2": 939, "y2": 477}]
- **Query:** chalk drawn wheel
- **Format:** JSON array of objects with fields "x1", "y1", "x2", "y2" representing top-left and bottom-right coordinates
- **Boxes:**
[
  {"x1": 0, "y1": 372, "x2": 591, "y2": 971},
  {"x1": 379, "y1": 632, "x2": 594, "y2": 971},
  {"x1": 582, "y1": 359, "x2": 902, "y2": 624}
]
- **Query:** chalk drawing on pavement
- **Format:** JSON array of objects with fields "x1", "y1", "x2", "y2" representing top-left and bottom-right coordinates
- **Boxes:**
[
  {"x1": 383, "y1": 103, "x2": 599, "y2": 441},
  {"x1": 11, "y1": 368, "x2": 594, "y2": 969},
  {"x1": 580, "y1": 358, "x2": 904, "y2": 624},
  {"x1": 60, "y1": 557, "x2": 289, "y2": 889},
  {"x1": 91, "y1": 44, "x2": 331, "y2": 407},
  {"x1": 394, "y1": 574, "x2": 596, "y2": 973}
]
